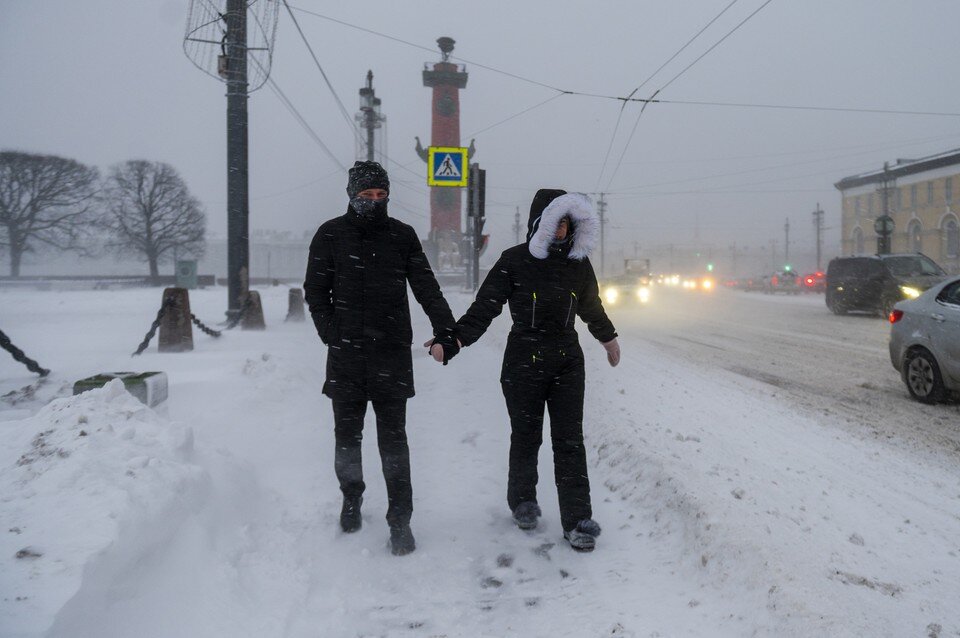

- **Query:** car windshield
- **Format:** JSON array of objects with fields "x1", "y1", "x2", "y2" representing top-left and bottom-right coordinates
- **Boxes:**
[{"x1": 883, "y1": 255, "x2": 946, "y2": 277}]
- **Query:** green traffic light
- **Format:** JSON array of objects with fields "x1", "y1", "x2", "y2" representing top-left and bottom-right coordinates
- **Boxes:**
[
  {"x1": 706, "y1": 263, "x2": 714, "y2": 272},
  {"x1": 784, "y1": 264, "x2": 792, "y2": 272}
]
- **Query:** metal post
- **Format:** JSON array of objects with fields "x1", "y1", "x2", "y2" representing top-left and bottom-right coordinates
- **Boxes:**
[
  {"x1": 784, "y1": 218, "x2": 790, "y2": 266},
  {"x1": 813, "y1": 203, "x2": 824, "y2": 270},
  {"x1": 597, "y1": 192, "x2": 607, "y2": 279},
  {"x1": 225, "y1": 0, "x2": 249, "y2": 319},
  {"x1": 877, "y1": 162, "x2": 894, "y2": 255},
  {"x1": 473, "y1": 164, "x2": 487, "y2": 291}
]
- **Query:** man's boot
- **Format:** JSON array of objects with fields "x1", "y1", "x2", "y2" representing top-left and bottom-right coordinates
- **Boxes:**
[
  {"x1": 512, "y1": 501, "x2": 542, "y2": 530},
  {"x1": 389, "y1": 523, "x2": 416, "y2": 556},
  {"x1": 340, "y1": 496, "x2": 362, "y2": 533}
]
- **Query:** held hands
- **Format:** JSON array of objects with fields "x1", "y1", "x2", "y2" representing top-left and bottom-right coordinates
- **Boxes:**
[
  {"x1": 601, "y1": 338, "x2": 621, "y2": 367},
  {"x1": 423, "y1": 335, "x2": 462, "y2": 365}
]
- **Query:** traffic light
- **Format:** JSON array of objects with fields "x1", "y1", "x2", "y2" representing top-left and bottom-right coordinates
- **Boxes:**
[
  {"x1": 784, "y1": 264, "x2": 792, "y2": 272},
  {"x1": 706, "y1": 263, "x2": 714, "y2": 272}
]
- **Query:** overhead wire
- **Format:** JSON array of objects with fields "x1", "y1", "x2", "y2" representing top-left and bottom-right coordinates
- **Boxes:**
[
  {"x1": 595, "y1": 0, "x2": 741, "y2": 189},
  {"x1": 281, "y1": 0, "x2": 365, "y2": 146},
  {"x1": 604, "y1": 0, "x2": 778, "y2": 192}
]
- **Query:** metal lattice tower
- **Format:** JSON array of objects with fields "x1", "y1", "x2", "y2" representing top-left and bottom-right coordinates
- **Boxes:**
[{"x1": 183, "y1": 0, "x2": 279, "y2": 92}]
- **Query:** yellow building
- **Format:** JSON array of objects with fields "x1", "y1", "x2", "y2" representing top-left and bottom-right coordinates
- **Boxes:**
[{"x1": 835, "y1": 149, "x2": 960, "y2": 274}]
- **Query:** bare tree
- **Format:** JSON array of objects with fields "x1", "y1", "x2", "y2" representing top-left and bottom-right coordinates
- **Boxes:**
[
  {"x1": 0, "y1": 151, "x2": 100, "y2": 276},
  {"x1": 100, "y1": 160, "x2": 206, "y2": 282}
]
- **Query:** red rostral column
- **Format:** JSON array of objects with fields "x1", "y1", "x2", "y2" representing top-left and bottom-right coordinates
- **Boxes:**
[{"x1": 417, "y1": 37, "x2": 472, "y2": 235}]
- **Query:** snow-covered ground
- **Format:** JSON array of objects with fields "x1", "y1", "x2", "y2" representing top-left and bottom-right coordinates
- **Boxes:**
[{"x1": 1, "y1": 286, "x2": 959, "y2": 637}]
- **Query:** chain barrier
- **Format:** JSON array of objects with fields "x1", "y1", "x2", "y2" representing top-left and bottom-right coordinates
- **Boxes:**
[
  {"x1": 190, "y1": 314, "x2": 222, "y2": 338},
  {"x1": 223, "y1": 296, "x2": 253, "y2": 331},
  {"x1": 131, "y1": 298, "x2": 175, "y2": 357},
  {"x1": 0, "y1": 328, "x2": 50, "y2": 377}
]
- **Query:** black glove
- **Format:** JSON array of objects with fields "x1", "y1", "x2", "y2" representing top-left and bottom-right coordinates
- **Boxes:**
[{"x1": 432, "y1": 333, "x2": 460, "y2": 365}]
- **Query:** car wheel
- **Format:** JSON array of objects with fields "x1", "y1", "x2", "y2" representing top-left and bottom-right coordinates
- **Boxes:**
[
  {"x1": 903, "y1": 349, "x2": 946, "y2": 404},
  {"x1": 827, "y1": 298, "x2": 847, "y2": 315}
]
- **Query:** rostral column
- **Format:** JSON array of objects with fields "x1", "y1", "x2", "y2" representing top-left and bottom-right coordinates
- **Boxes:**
[{"x1": 416, "y1": 37, "x2": 474, "y2": 236}]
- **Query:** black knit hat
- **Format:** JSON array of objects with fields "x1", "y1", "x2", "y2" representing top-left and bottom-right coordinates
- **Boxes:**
[{"x1": 346, "y1": 161, "x2": 390, "y2": 198}]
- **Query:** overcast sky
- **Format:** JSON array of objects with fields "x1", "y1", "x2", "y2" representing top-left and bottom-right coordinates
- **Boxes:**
[{"x1": 3, "y1": 0, "x2": 959, "y2": 271}]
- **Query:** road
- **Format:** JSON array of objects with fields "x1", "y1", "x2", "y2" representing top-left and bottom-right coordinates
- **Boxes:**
[{"x1": 608, "y1": 286, "x2": 960, "y2": 463}]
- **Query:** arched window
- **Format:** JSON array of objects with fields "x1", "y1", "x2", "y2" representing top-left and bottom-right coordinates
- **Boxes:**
[
  {"x1": 853, "y1": 227, "x2": 864, "y2": 254},
  {"x1": 908, "y1": 220, "x2": 922, "y2": 253},
  {"x1": 945, "y1": 217, "x2": 960, "y2": 258}
]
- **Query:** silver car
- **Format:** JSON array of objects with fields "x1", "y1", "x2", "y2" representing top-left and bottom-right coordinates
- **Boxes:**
[{"x1": 889, "y1": 276, "x2": 960, "y2": 403}]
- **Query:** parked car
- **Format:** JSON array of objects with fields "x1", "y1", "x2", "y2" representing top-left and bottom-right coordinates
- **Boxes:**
[
  {"x1": 825, "y1": 253, "x2": 947, "y2": 316},
  {"x1": 889, "y1": 276, "x2": 960, "y2": 403}
]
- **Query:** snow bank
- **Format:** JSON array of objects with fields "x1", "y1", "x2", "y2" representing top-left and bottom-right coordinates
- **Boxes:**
[{"x1": 0, "y1": 380, "x2": 208, "y2": 637}]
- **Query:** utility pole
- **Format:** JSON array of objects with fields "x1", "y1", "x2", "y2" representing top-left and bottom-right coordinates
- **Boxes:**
[
  {"x1": 466, "y1": 163, "x2": 485, "y2": 291},
  {"x1": 225, "y1": 0, "x2": 249, "y2": 321},
  {"x1": 770, "y1": 239, "x2": 777, "y2": 271},
  {"x1": 513, "y1": 206, "x2": 521, "y2": 246},
  {"x1": 877, "y1": 162, "x2": 895, "y2": 255},
  {"x1": 730, "y1": 242, "x2": 738, "y2": 278},
  {"x1": 597, "y1": 192, "x2": 607, "y2": 279},
  {"x1": 812, "y1": 202, "x2": 824, "y2": 270},
  {"x1": 784, "y1": 217, "x2": 790, "y2": 267},
  {"x1": 357, "y1": 70, "x2": 384, "y2": 162}
]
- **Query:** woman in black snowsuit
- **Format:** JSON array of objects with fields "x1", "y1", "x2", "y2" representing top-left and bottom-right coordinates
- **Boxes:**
[{"x1": 455, "y1": 189, "x2": 620, "y2": 552}]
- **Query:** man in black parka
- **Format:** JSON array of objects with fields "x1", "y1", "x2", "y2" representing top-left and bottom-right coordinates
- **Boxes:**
[
  {"x1": 454, "y1": 189, "x2": 620, "y2": 552},
  {"x1": 304, "y1": 161, "x2": 458, "y2": 556}
]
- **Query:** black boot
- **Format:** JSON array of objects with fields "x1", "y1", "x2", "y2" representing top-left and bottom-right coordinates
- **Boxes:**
[
  {"x1": 340, "y1": 496, "x2": 362, "y2": 533},
  {"x1": 389, "y1": 524, "x2": 416, "y2": 556},
  {"x1": 511, "y1": 501, "x2": 542, "y2": 530}
]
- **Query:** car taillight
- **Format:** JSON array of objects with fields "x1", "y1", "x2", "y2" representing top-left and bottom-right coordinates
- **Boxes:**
[
  {"x1": 805, "y1": 277, "x2": 814, "y2": 286},
  {"x1": 889, "y1": 309, "x2": 904, "y2": 324}
]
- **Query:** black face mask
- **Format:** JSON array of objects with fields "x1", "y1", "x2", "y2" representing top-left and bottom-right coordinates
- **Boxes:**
[{"x1": 350, "y1": 196, "x2": 389, "y2": 219}]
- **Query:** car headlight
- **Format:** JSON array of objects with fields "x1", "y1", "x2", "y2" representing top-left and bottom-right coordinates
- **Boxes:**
[
  {"x1": 899, "y1": 285, "x2": 921, "y2": 299},
  {"x1": 701, "y1": 279, "x2": 714, "y2": 291},
  {"x1": 604, "y1": 287, "x2": 619, "y2": 304},
  {"x1": 637, "y1": 286, "x2": 651, "y2": 303}
]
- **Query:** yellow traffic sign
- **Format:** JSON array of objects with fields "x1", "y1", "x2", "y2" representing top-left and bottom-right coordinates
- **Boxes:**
[{"x1": 427, "y1": 146, "x2": 469, "y2": 187}]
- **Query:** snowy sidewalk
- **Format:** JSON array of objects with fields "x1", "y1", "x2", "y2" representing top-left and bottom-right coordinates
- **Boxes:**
[{"x1": 1, "y1": 287, "x2": 958, "y2": 637}]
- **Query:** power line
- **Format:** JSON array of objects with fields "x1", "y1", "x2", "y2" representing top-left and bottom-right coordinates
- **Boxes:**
[
  {"x1": 286, "y1": 4, "x2": 566, "y2": 93},
  {"x1": 264, "y1": 74, "x2": 347, "y2": 171},
  {"x1": 595, "y1": 0, "x2": 741, "y2": 189},
  {"x1": 281, "y1": 0, "x2": 364, "y2": 145},
  {"x1": 604, "y1": 0, "x2": 778, "y2": 190}
]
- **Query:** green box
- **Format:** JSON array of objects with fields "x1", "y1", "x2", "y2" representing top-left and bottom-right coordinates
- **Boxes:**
[{"x1": 73, "y1": 372, "x2": 168, "y2": 407}]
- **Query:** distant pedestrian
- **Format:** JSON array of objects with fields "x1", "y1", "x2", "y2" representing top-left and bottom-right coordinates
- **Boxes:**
[
  {"x1": 446, "y1": 189, "x2": 620, "y2": 552},
  {"x1": 304, "y1": 161, "x2": 459, "y2": 556}
]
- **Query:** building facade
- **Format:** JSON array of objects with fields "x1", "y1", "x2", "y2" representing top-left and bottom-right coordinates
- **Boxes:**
[{"x1": 835, "y1": 149, "x2": 960, "y2": 274}]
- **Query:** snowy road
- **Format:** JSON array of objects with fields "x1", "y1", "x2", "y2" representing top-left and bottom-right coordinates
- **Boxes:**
[
  {"x1": 2, "y1": 286, "x2": 959, "y2": 637},
  {"x1": 609, "y1": 288, "x2": 960, "y2": 462}
]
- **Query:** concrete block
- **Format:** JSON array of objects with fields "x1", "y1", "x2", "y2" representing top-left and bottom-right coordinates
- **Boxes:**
[
  {"x1": 73, "y1": 371, "x2": 168, "y2": 407},
  {"x1": 286, "y1": 288, "x2": 305, "y2": 322},
  {"x1": 158, "y1": 287, "x2": 193, "y2": 352},
  {"x1": 241, "y1": 290, "x2": 266, "y2": 330}
]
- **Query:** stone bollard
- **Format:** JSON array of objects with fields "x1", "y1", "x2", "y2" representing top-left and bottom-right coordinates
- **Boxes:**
[
  {"x1": 241, "y1": 290, "x2": 266, "y2": 330},
  {"x1": 158, "y1": 287, "x2": 193, "y2": 352},
  {"x1": 286, "y1": 288, "x2": 306, "y2": 322}
]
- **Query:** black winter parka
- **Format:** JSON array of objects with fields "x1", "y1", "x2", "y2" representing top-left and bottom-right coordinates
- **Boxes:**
[
  {"x1": 456, "y1": 190, "x2": 616, "y2": 383},
  {"x1": 304, "y1": 209, "x2": 455, "y2": 400}
]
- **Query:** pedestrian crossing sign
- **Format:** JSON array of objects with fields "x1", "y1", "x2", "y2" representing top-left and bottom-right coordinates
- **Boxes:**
[{"x1": 427, "y1": 146, "x2": 469, "y2": 187}]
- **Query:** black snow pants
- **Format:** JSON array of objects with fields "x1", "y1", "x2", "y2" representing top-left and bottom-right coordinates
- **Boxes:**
[
  {"x1": 501, "y1": 336, "x2": 591, "y2": 532},
  {"x1": 332, "y1": 399, "x2": 411, "y2": 527}
]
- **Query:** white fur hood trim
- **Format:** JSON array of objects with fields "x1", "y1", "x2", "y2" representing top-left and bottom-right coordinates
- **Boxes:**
[{"x1": 528, "y1": 192, "x2": 598, "y2": 260}]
